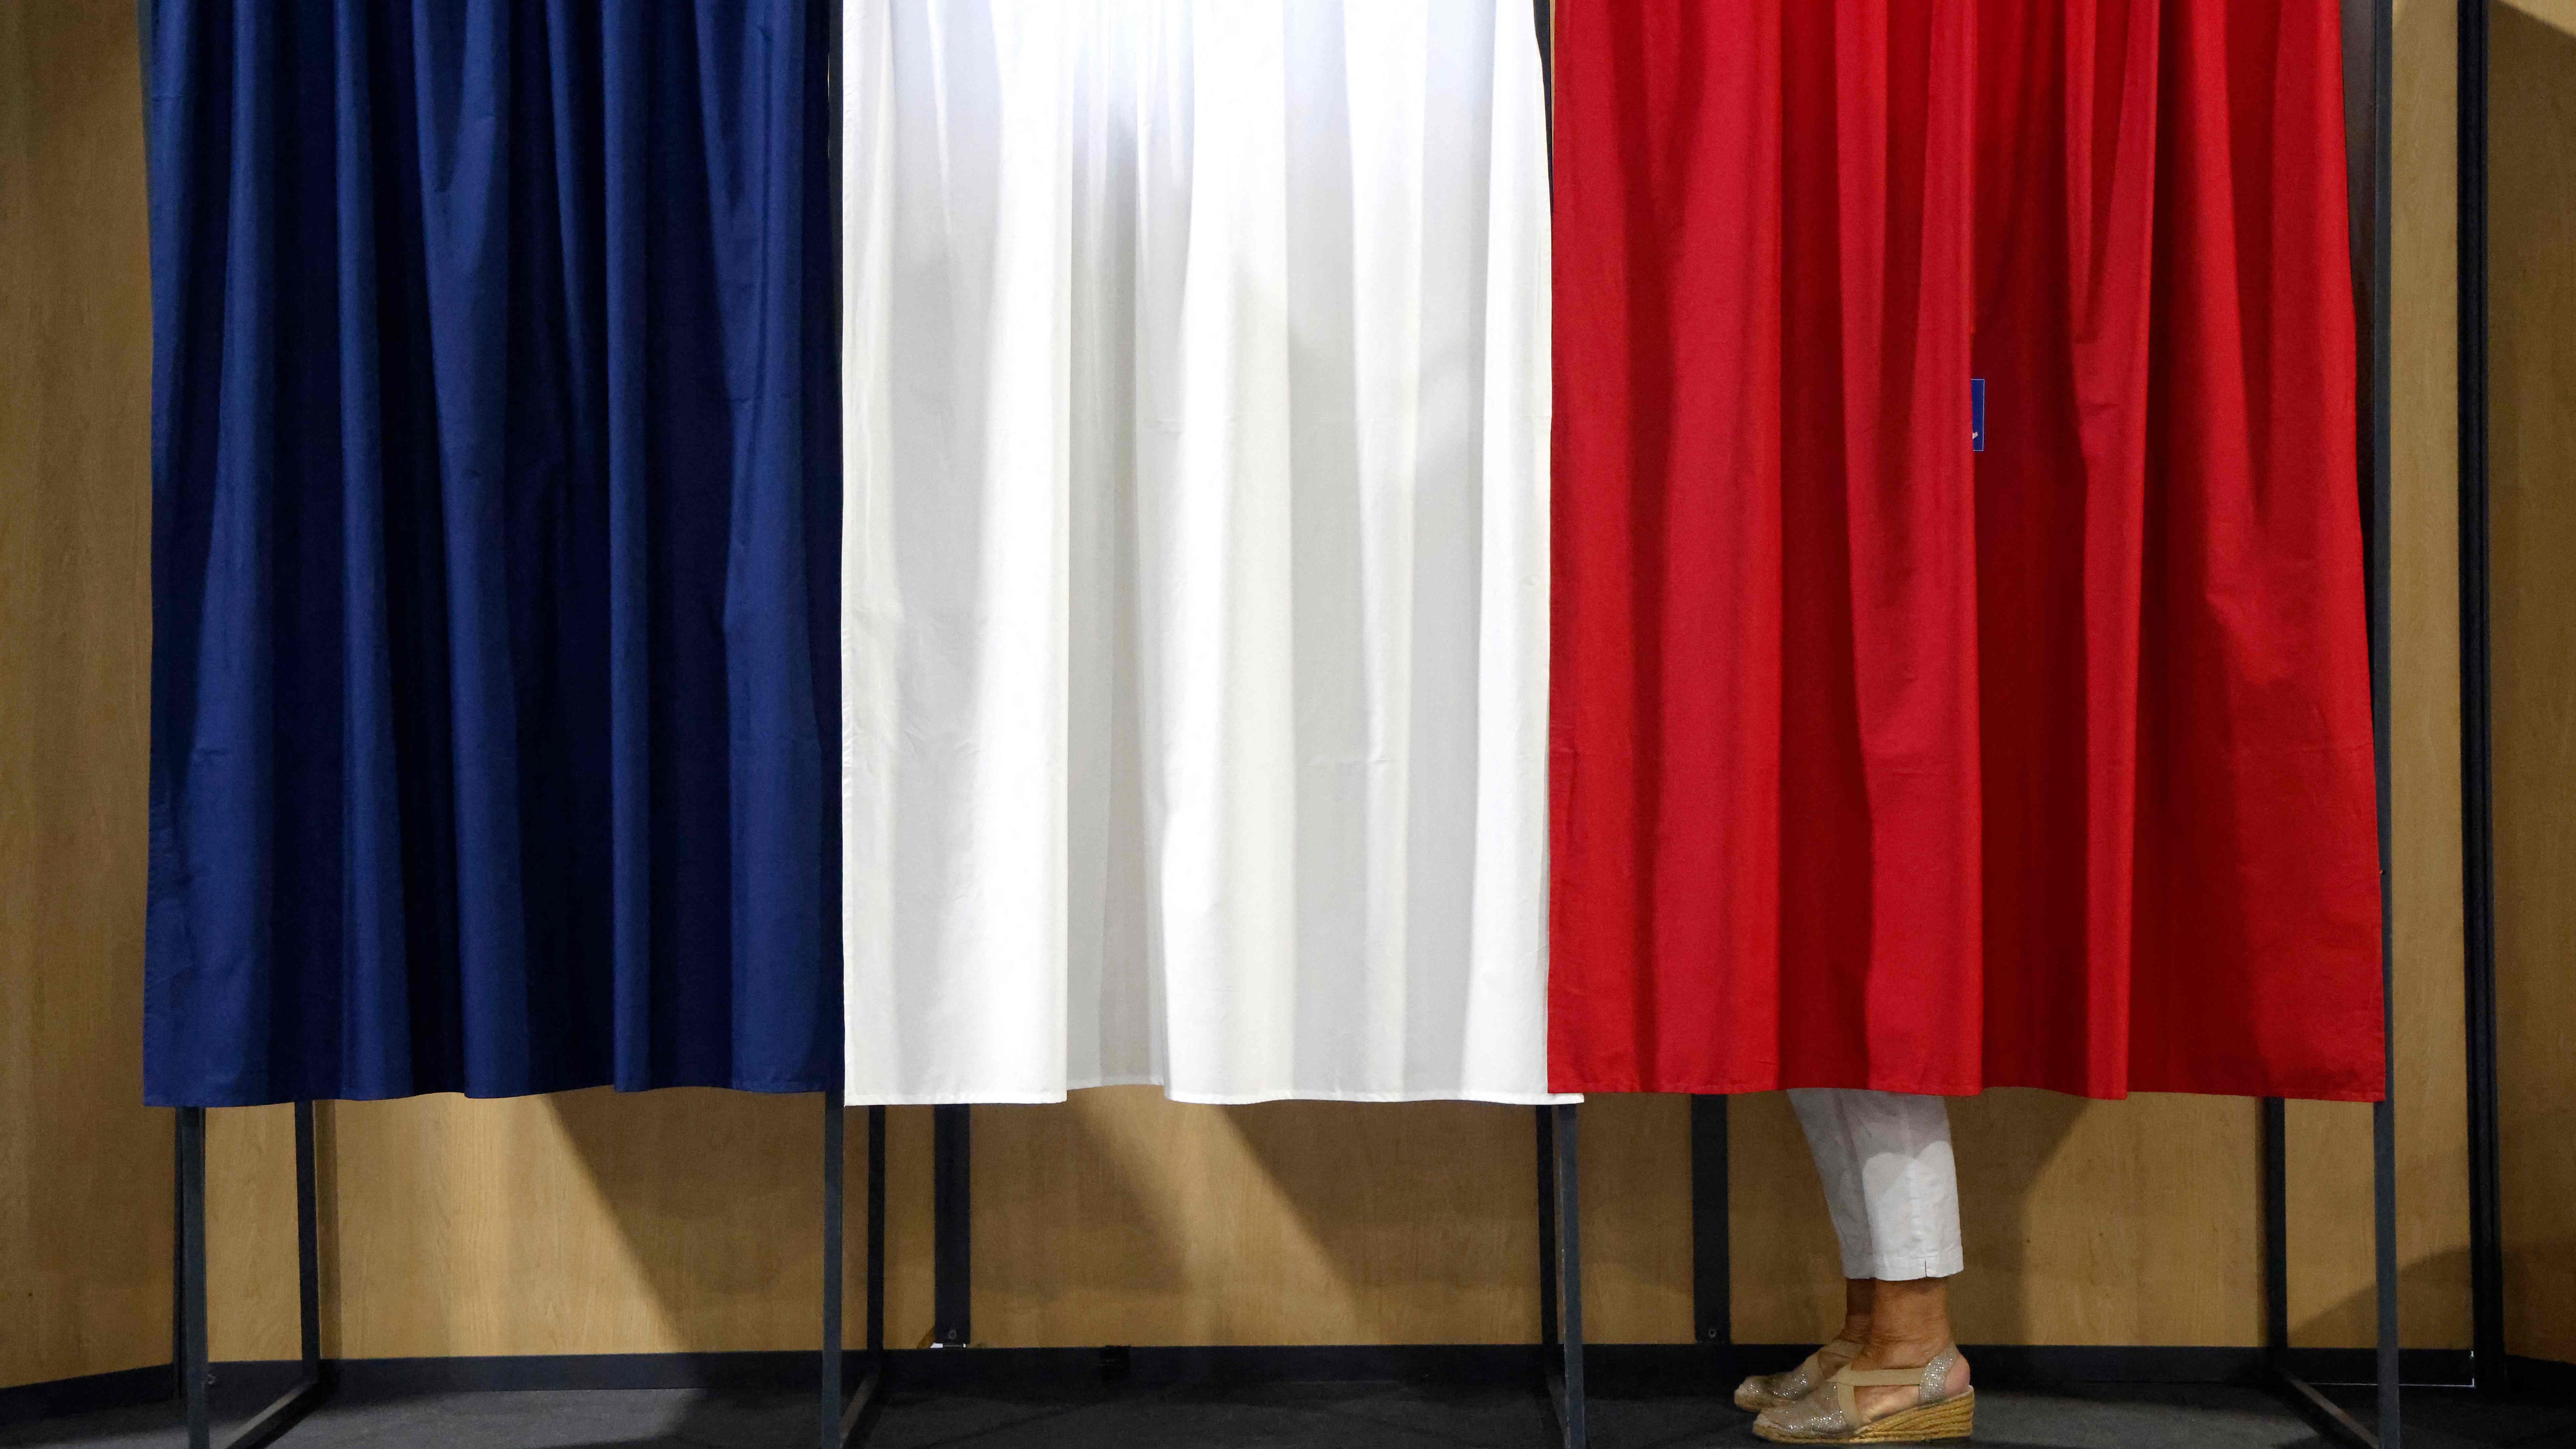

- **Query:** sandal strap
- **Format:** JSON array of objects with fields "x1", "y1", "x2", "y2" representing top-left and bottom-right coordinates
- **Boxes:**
[
  {"x1": 1825, "y1": 1347, "x2": 1959, "y2": 1428},
  {"x1": 1795, "y1": 1338, "x2": 1862, "y2": 1377},
  {"x1": 1834, "y1": 1365, "x2": 1935, "y2": 1387}
]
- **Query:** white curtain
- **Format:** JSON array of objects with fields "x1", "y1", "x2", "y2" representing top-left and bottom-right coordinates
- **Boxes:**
[{"x1": 841, "y1": 0, "x2": 1556, "y2": 1104}]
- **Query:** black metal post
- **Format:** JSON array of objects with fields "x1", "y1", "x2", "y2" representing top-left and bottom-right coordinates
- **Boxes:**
[
  {"x1": 821, "y1": 1090, "x2": 884, "y2": 1449},
  {"x1": 177, "y1": 1108, "x2": 209, "y2": 1449},
  {"x1": 2262, "y1": 1099, "x2": 2291, "y2": 1372},
  {"x1": 822, "y1": 1087, "x2": 845, "y2": 1449},
  {"x1": 294, "y1": 1105, "x2": 322, "y2": 1385},
  {"x1": 2367, "y1": 1, "x2": 2400, "y2": 1441},
  {"x1": 1536, "y1": 1108, "x2": 1559, "y2": 1350},
  {"x1": 2455, "y1": 0, "x2": 2507, "y2": 1397},
  {"x1": 177, "y1": 1104, "x2": 333, "y2": 1449},
  {"x1": 932, "y1": 1105, "x2": 971, "y2": 1347},
  {"x1": 867, "y1": 1106, "x2": 887, "y2": 1360},
  {"x1": 1546, "y1": 1104, "x2": 1588, "y2": 1449},
  {"x1": 2261, "y1": 7, "x2": 2400, "y2": 1443},
  {"x1": 1690, "y1": 1096, "x2": 1731, "y2": 1354}
]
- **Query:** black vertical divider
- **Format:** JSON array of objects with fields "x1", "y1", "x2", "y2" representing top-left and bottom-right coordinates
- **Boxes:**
[
  {"x1": 1537, "y1": 1108, "x2": 1561, "y2": 1350},
  {"x1": 932, "y1": 1106, "x2": 972, "y2": 1348},
  {"x1": 820, "y1": 1091, "x2": 886, "y2": 1449},
  {"x1": 2455, "y1": 0, "x2": 2507, "y2": 1396},
  {"x1": 2368, "y1": 0, "x2": 2402, "y2": 1440},
  {"x1": 2262, "y1": 1098, "x2": 2292, "y2": 1371},
  {"x1": 1542, "y1": 1105, "x2": 1589, "y2": 1449},
  {"x1": 1690, "y1": 1096, "x2": 1731, "y2": 1355},
  {"x1": 178, "y1": 1108, "x2": 209, "y2": 1449},
  {"x1": 2257, "y1": 5, "x2": 2402, "y2": 1445},
  {"x1": 822, "y1": 1089, "x2": 845, "y2": 1449},
  {"x1": 867, "y1": 1107, "x2": 887, "y2": 1360},
  {"x1": 1535, "y1": 5, "x2": 1582, "y2": 1440},
  {"x1": 293, "y1": 1106, "x2": 322, "y2": 1386},
  {"x1": 1539, "y1": 1103, "x2": 1591, "y2": 1447}
]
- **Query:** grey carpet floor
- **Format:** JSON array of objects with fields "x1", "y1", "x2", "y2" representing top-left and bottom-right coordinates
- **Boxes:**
[{"x1": 7, "y1": 1381, "x2": 2572, "y2": 1449}]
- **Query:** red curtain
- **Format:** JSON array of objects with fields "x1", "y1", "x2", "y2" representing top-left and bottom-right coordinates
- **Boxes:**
[{"x1": 1547, "y1": 0, "x2": 2383, "y2": 1100}]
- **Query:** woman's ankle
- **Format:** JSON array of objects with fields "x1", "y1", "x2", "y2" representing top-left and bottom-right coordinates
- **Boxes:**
[{"x1": 1856, "y1": 1331, "x2": 1952, "y2": 1369}]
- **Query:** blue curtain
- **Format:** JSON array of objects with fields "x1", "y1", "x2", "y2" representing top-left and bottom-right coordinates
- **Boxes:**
[{"x1": 143, "y1": 0, "x2": 837, "y2": 1105}]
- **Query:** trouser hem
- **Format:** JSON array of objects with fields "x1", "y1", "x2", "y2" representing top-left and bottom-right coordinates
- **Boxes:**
[{"x1": 1856, "y1": 1248, "x2": 1965, "y2": 1283}]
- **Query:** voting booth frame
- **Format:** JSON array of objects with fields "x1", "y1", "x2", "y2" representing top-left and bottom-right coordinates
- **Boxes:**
[{"x1": 149, "y1": 1, "x2": 2470, "y2": 1447}]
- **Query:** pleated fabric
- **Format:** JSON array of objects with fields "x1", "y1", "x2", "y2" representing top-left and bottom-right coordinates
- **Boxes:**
[
  {"x1": 144, "y1": 0, "x2": 838, "y2": 1105},
  {"x1": 1548, "y1": 0, "x2": 2384, "y2": 1100},
  {"x1": 841, "y1": 0, "x2": 1558, "y2": 1103}
]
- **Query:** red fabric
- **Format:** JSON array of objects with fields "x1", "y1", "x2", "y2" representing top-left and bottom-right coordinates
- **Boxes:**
[{"x1": 1547, "y1": 0, "x2": 2383, "y2": 1101}]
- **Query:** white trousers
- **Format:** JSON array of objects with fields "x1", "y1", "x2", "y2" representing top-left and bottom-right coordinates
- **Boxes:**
[{"x1": 1788, "y1": 1089, "x2": 1964, "y2": 1283}]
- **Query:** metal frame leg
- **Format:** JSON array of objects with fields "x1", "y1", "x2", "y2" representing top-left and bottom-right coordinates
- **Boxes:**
[
  {"x1": 177, "y1": 1108, "x2": 208, "y2": 1449},
  {"x1": 2454, "y1": 0, "x2": 2509, "y2": 1398},
  {"x1": 2261, "y1": 3, "x2": 2404, "y2": 1445},
  {"x1": 932, "y1": 1105, "x2": 971, "y2": 1348},
  {"x1": 1690, "y1": 1095, "x2": 1731, "y2": 1359},
  {"x1": 1537, "y1": 1105, "x2": 1588, "y2": 1449},
  {"x1": 821, "y1": 1091, "x2": 887, "y2": 1449},
  {"x1": 177, "y1": 1103, "x2": 334, "y2": 1449}
]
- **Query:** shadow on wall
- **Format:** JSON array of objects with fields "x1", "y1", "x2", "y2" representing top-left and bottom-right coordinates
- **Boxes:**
[
  {"x1": 550, "y1": 1086, "x2": 942, "y2": 1355},
  {"x1": 971, "y1": 1091, "x2": 1547, "y2": 1349},
  {"x1": 1224, "y1": 1098, "x2": 1550, "y2": 1346},
  {"x1": 299, "y1": 1087, "x2": 910, "y2": 1358}
]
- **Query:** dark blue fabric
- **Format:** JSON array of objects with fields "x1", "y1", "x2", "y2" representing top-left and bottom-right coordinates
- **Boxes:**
[{"x1": 143, "y1": 0, "x2": 838, "y2": 1105}]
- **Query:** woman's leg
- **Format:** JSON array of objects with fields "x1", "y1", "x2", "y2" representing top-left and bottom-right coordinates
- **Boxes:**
[
  {"x1": 1830, "y1": 1090, "x2": 1969, "y2": 1418},
  {"x1": 1730, "y1": 1090, "x2": 1886, "y2": 1411},
  {"x1": 1786, "y1": 1088, "x2": 1880, "y2": 1344}
]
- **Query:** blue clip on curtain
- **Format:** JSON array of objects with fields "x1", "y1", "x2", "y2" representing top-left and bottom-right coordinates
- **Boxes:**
[{"x1": 143, "y1": 0, "x2": 837, "y2": 1105}]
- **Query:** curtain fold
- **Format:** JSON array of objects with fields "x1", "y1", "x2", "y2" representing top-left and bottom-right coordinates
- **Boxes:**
[
  {"x1": 144, "y1": 0, "x2": 838, "y2": 1106},
  {"x1": 840, "y1": 0, "x2": 1557, "y2": 1104},
  {"x1": 1548, "y1": 0, "x2": 2382, "y2": 1100}
]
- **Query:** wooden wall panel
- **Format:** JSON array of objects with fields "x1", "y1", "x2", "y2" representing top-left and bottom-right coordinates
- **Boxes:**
[
  {"x1": 2489, "y1": 0, "x2": 2576, "y2": 1369},
  {"x1": 212, "y1": 1094, "x2": 931, "y2": 1361},
  {"x1": 1577, "y1": 1095, "x2": 1693, "y2": 1344},
  {"x1": 0, "y1": 0, "x2": 168, "y2": 1392},
  {"x1": 1731, "y1": 1094, "x2": 2262, "y2": 1349},
  {"x1": 16, "y1": 0, "x2": 2485, "y2": 1377},
  {"x1": 974, "y1": 1092, "x2": 1547, "y2": 1346}
]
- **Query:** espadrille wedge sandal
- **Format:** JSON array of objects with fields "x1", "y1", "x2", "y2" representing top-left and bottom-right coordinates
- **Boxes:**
[
  {"x1": 1751, "y1": 1347, "x2": 1973, "y2": 1443},
  {"x1": 1736, "y1": 1338, "x2": 1864, "y2": 1411}
]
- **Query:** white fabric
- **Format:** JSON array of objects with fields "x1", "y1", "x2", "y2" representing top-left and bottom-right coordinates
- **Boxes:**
[
  {"x1": 1788, "y1": 1089, "x2": 1965, "y2": 1282},
  {"x1": 840, "y1": 0, "x2": 1558, "y2": 1104}
]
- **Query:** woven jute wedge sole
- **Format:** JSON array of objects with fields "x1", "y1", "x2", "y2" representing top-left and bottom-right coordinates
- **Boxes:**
[{"x1": 1753, "y1": 1388, "x2": 1975, "y2": 1443}]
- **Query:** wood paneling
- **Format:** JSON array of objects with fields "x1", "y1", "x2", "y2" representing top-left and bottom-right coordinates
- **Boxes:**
[
  {"x1": 2489, "y1": 0, "x2": 2576, "y2": 1369},
  {"x1": 974, "y1": 1091, "x2": 1547, "y2": 1346},
  {"x1": 212, "y1": 1094, "x2": 930, "y2": 1361},
  {"x1": 1731, "y1": 1093, "x2": 2263, "y2": 1349},
  {"x1": 0, "y1": 0, "x2": 168, "y2": 1392},
  {"x1": 11, "y1": 0, "x2": 2485, "y2": 1377}
]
